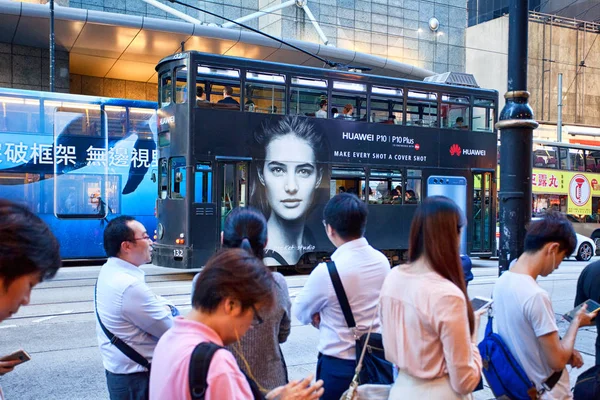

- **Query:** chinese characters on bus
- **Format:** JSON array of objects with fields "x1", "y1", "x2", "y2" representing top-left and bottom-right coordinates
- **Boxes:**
[
  {"x1": 532, "y1": 172, "x2": 560, "y2": 189},
  {"x1": 0, "y1": 142, "x2": 157, "y2": 168}
]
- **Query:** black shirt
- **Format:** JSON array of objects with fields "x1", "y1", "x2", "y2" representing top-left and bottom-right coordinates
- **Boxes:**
[
  {"x1": 217, "y1": 97, "x2": 239, "y2": 105},
  {"x1": 574, "y1": 260, "x2": 600, "y2": 366}
]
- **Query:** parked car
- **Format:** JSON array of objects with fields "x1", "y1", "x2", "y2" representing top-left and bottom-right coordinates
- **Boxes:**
[
  {"x1": 565, "y1": 214, "x2": 600, "y2": 254},
  {"x1": 496, "y1": 221, "x2": 596, "y2": 262}
]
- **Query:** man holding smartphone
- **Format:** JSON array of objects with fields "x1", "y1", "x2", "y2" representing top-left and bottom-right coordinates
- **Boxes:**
[
  {"x1": 95, "y1": 216, "x2": 174, "y2": 400},
  {"x1": 0, "y1": 199, "x2": 62, "y2": 396},
  {"x1": 493, "y1": 213, "x2": 597, "y2": 399},
  {"x1": 575, "y1": 260, "x2": 600, "y2": 366}
]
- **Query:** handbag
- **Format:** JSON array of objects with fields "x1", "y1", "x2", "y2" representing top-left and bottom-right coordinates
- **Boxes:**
[
  {"x1": 326, "y1": 261, "x2": 394, "y2": 385},
  {"x1": 572, "y1": 364, "x2": 600, "y2": 400}
]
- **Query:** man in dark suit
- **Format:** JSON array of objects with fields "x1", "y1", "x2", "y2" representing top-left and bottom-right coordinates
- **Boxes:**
[{"x1": 217, "y1": 86, "x2": 239, "y2": 105}]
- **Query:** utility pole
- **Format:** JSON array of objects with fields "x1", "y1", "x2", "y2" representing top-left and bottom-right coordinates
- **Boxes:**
[
  {"x1": 497, "y1": 0, "x2": 538, "y2": 275},
  {"x1": 49, "y1": 0, "x2": 55, "y2": 92},
  {"x1": 557, "y1": 73, "x2": 563, "y2": 142}
]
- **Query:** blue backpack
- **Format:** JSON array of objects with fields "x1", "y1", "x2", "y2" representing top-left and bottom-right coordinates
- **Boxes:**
[{"x1": 478, "y1": 316, "x2": 538, "y2": 400}]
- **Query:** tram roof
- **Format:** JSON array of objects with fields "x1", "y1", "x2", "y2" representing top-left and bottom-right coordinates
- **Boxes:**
[{"x1": 0, "y1": 1, "x2": 435, "y2": 85}]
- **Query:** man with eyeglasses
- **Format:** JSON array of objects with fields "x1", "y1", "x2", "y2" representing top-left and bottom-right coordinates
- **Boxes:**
[{"x1": 95, "y1": 216, "x2": 175, "y2": 400}]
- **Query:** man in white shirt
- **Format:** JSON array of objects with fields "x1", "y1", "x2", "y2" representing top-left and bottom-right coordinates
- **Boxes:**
[
  {"x1": 95, "y1": 216, "x2": 174, "y2": 400},
  {"x1": 493, "y1": 212, "x2": 597, "y2": 399},
  {"x1": 315, "y1": 100, "x2": 327, "y2": 118},
  {"x1": 294, "y1": 193, "x2": 389, "y2": 400}
]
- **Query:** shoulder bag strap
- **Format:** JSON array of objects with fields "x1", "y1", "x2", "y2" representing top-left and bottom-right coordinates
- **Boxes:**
[
  {"x1": 189, "y1": 342, "x2": 223, "y2": 400},
  {"x1": 326, "y1": 261, "x2": 356, "y2": 328},
  {"x1": 94, "y1": 282, "x2": 151, "y2": 370}
]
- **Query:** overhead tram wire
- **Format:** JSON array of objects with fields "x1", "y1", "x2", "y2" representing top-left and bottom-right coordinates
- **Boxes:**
[{"x1": 166, "y1": 0, "x2": 371, "y2": 72}]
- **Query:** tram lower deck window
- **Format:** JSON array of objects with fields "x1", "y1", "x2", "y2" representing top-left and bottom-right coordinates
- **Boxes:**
[
  {"x1": 330, "y1": 167, "x2": 366, "y2": 200},
  {"x1": 170, "y1": 157, "x2": 186, "y2": 199}
]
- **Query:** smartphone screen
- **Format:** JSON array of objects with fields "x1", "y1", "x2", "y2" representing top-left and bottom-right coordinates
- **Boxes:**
[
  {"x1": 563, "y1": 299, "x2": 600, "y2": 322},
  {"x1": 471, "y1": 297, "x2": 492, "y2": 311}
]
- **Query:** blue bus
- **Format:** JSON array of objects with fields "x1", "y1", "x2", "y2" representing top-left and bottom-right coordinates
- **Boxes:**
[{"x1": 0, "y1": 88, "x2": 158, "y2": 260}]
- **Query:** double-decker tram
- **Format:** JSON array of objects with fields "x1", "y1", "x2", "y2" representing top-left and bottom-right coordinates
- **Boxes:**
[
  {"x1": 0, "y1": 88, "x2": 157, "y2": 260},
  {"x1": 153, "y1": 51, "x2": 498, "y2": 269}
]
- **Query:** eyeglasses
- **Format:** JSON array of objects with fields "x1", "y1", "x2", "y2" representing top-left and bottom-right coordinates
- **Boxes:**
[
  {"x1": 131, "y1": 235, "x2": 152, "y2": 242},
  {"x1": 251, "y1": 305, "x2": 264, "y2": 326}
]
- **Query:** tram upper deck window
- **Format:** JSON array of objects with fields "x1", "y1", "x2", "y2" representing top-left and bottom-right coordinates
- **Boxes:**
[
  {"x1": 175, "y1": 66, "x2": 188, "y2": 104},
  {"x1": 332, "y1": 81, "x2": 367, "y2": 122},
  {"x1": 370, "y1": 86, "x2": 404, "y2": 124},
  {"x1": 196, "y1": 65, "x2": 241, "y2": 110},
  {"x1": 369, "y1": 169, "x2": 404, "y2": 204},
  {"x1": 561, "y1": 148, "x2": 585, "y2": 171},
  {"x1": 159, "y1": 73, "x2": 172, "y2": 107},
  {"x1": 441, "y1": 95, "x2": 469, "y2": 130},
  {"x1": 406, "y1": 91, "x2": 437, "y2": 128},
  {"x1": 533, "y1": 144, "x2": 558, "y2": 169},
  {"x1": 245, "y1": 72, "x2": 286, "y2": 115},
  {"x1": 0, "y1": 96, "x2": 40, "y2": 133},
  {"x1": 330, "y1": 167, "x2": 366, "y2": 200},
  {"x1": 586, "y1": 150, "x2": 600, "y2": 172},
  {"x1": 170, "y1": 157, "x2": 186, "y2": 199},
  {"x1": 473, "y1": 98, "x2": 495, "y2": 132},
  {"x1": 290, "y1": 77, "x2": 327, "y2": 118}
]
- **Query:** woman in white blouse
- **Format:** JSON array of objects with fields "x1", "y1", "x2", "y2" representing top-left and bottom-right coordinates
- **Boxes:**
[{"x1": 380, "y1": 196, "x2": 483, "y2": 399}]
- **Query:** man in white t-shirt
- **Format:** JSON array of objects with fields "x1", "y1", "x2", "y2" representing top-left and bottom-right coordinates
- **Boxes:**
[{"x1": 493, "y1": 212, "x2": 597, "y2": 399}]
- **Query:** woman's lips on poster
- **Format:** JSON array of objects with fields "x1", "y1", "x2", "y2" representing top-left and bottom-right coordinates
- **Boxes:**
[{"x1": 281, "y1": 199, "x2": 301, "y2": 208}]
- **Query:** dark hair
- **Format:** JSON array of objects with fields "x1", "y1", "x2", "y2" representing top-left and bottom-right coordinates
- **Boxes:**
[
  {"x1": 331, "y1": 107, "x2": 338, "y2": 114},
  {"x1": 524, "y1": 211, "x2": 577, "y2": 255},
  {"x1": 103, "y1": 215, "x2": 136, "y2": 257},
  {"x1": 222, "y1": 207, "x2": 268, "y2": 260},
  {"x1": 456, "y1": 117, "x2": 464, "y2": 123},
  {"x1": 319, "y1": 99, "x2": 327, "y2": 108},
  {"x1": 196, "y1": 86, "x2": 204, "y2": 97},
  {"x1": 0, "y1": 199, "x2": 61, "y2": 288},
  {"x1": 408, "y1": 196, "x2": 474, "y2": 334},
  {"x1": 323, "y1": 193, "x2": 368, "y2": 240},
  {"x1": 224, "y1": 86, "x2": 234, "y2": 96},
  {"x1": 192, "y1": 249, "x2": 275, "y2": 312},
  {"x1": 250, "y1": 116, "x2": 326, "y2": 218}
]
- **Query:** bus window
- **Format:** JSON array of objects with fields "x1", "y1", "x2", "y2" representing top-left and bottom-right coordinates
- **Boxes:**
[
  {"x1": 407, "y1": 91, "x2": 437, "y2": 128},
  {"x1": 195, "y1": 163, "x2": 212, "y2": 203},
  {"x1": 0, "y1": 96, "x2": 40, "y2": 133},
  {"x1": 586, "y1": 150, "x2": 600, "y2": 172},
  {"x1": 369, "y1": 169, "x2": 403, "y2": 204},
  {"x1": 160, "y1": 73, "x2": 172, "y2": 107},
  {"x1": 330, "y1": 167, "x2": 366, "y2": 200},
  {"x1": 473, "y1": 99, "x2": 495, "y2": 132},
  {"x1": 105, "y1": 106, "x2": 127, "y2": 139},
  {"x1": 441, "y1": 95, "x2": 469, "y2": 130},
  {"x1": 170, "y1": 157, "x2": 186, "y2": 199},
  {"x1": 533, "y1": 144, "x2": 558, "y2": 169},
  {"x1": 406, "y1": 169, "x2": 422, "y2": 203},
  {"x1": 55, "y1": 174, "x2": 120, "y2": 219},
  {"x1": 569, "y1": 148, "x2": 585, "y2": 171},
  {"x1": 245, "y1": 72, "x2": 286, "y2": 114},
  {"x1": 332, "y1": 81, "x2": 367, "y2": 122},
  {"x1": 159, "y1": 158, "x2": 168, "y2": 199},
  {"x1": 370, "y1": 86, "x2": 404, "y2": 124},
  {"x1": 175, "y1": 66, "x2": 188, "y2": 104}
]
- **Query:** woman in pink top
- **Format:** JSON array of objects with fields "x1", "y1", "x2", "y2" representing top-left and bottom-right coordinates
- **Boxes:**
[
  {"x1": 380, "y1": 196, "x2": 483, "y2": 399},
  {"x1": 149, "y1": 249, "x2": 324, "y2": 400}
]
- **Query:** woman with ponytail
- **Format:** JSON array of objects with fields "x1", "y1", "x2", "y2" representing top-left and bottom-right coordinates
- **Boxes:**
[
  {"x1": 380, "y1": 196, "x2": 483, "y2": 399},
  {"x1": 221, "y1": 207, "x2": 293, "y2": 391}
]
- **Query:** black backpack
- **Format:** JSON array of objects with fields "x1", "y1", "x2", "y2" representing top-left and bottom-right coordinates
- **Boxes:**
[
  {"x1": 189, "y1": 342, "x2": 264, "y2": 400},
  {"x1": 573, "y1": 365, "x2": 600, "y2": 400}
]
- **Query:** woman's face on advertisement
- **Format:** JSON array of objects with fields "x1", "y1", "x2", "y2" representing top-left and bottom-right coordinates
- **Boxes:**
[{"x1": 261, "y1": 134, "x2": 320, "y2": 221}]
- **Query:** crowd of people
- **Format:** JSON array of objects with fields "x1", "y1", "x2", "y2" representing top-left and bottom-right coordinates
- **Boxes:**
[{"x1": 1, "y1": 194, "x2": 600, "y2": 399}]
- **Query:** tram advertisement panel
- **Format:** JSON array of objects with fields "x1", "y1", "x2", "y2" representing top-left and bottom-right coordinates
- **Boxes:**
[
  {"x1": 531, "y1": 168, "x2": 598, "y2": 215},
  {"x1": 195, "y1": 110, "x2": 496, "y2": 265}
]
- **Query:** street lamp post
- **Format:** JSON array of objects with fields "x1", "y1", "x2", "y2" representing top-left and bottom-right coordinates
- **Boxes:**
[
  {"x1": 49, "y1": 0, "x2": 55, "y2": 92},
  {"x1": 497, "y1": 0, "x2": 538, "y2": 275}
]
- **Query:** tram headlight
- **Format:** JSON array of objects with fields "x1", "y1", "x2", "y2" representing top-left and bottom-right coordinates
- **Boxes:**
[{"x1": 157, "y1": 223, "x2": 164, "y2": 240}]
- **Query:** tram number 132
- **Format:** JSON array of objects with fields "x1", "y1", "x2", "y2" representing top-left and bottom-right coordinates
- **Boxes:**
[{"x1": 173, "y1": 249, "x2": 184, "y2": 257}]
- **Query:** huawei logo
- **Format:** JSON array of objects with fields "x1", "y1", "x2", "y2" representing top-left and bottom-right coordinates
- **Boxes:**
[{"x1": 450, "y1": 144, "x2": 461, "y2": 156}]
